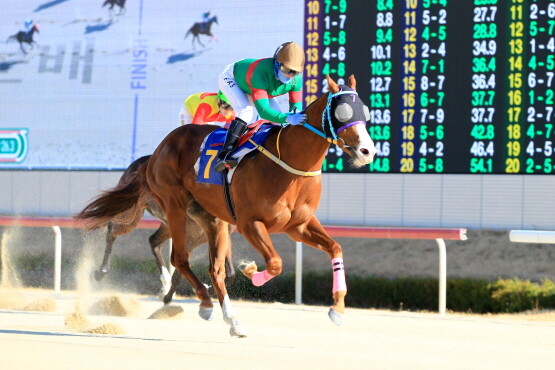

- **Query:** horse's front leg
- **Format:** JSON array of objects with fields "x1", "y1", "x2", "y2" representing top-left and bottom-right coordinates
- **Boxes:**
[
  {"x1": 209, "y1": 221, "x2": 247, "y2": 337},
  {"x1": 286, "y1": 215, "x2": 346, "y2": 325},
  {"x1": 240, "y1": 220, "x2": 283, "y2": 286}
]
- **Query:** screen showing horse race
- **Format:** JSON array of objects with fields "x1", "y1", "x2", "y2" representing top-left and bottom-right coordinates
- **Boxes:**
[
  {"x1": 0, "y1": 0, "x2": 302, "y2": 170},
  {"x1": 304, "y1": 0, "x2": 555, "y2": 174}
]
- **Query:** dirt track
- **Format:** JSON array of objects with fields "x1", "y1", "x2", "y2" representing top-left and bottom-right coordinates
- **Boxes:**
[{"x1": 1, "y1": 290, "x2": 554, "y2": 370}]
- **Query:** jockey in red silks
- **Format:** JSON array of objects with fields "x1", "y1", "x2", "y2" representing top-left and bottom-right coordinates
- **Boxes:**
[
  {"x1": 179, "y1": 91, "x2": 235, "y2": 127},
  {"x1": 214, "y1": 41, "x2": 308, "y2": 171}
]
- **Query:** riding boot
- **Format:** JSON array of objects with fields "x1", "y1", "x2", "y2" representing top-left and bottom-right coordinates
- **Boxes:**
[{"x1": 214, "y1": 118, "x2": 248, "y2": 172}]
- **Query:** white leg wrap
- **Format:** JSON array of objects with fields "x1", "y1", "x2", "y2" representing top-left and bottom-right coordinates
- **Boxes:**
[
  {"x1": 160, "y1": 266, "x2": 172, "y2": 294},
  {"x1": 222, "y1": 294, "x2": 236, "y2": 322}
]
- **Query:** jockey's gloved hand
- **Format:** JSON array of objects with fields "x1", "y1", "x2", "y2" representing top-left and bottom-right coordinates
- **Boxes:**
[{"x1": 285, "y1": 112, "x2": 308, "y2": 126}]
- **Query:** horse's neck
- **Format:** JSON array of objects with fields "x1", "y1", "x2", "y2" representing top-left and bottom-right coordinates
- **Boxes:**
[{"x1": 272, "y1": 125, "x2": 330, "y2": 172}]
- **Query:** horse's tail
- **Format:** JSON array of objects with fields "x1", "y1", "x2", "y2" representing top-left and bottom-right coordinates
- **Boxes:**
[
  {"x1": 75, "y1": 161, "x2": 150, "y2": 230},
  {"x1": 184, "y1": 27, "x2": 193, "y2": 39}
]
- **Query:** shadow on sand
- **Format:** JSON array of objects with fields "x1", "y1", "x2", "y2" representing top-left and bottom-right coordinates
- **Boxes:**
[
  {"x1": 84, "y1": 20, "x2": 115, "y2": 34},
  {"x1": 0, "y1": 60, "x2": 27, "y2": 72},
  {"x1": 166, "y1": 50, "x2": 205, "y2": 64},
  {"x1": 34, "y1": 0, "x2": 71, "y2": 12}
]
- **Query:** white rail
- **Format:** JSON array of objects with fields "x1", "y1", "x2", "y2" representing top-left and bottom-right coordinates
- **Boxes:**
[
  {"x1": 296, "y1": 226, "x2": 468, "y2": 315},
  {"x1": 0, "y1": 217, "x2": 467, "y2": 315},
  {"x1": 509, "y1": 230, "x2": 555, "y2": 244}
]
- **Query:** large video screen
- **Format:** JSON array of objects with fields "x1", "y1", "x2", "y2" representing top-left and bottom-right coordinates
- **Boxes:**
[
  {"x1": 304, "y1": 0, "x2": 555, "y2": 174},
  {"x1": 0, "y1": 0, "x2": 303, "y2": 169}
]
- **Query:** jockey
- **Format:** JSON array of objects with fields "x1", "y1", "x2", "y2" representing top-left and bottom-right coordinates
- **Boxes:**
[
  {"x1": 201, "y1": 11, "x2": 211, "y2": 23},
  {"x1": 214, "y1": 41, "x2": 308, "y2": 171},
  {"x1": 23, "y1": 19, "x2": 34, "y2": 33},
  {"x1": 179, "y1": 91, "x2": 235, "y2": 127}
]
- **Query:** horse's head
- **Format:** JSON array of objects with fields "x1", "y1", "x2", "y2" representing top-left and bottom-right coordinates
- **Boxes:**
[
  {"x1": 309, "y1": 75, "x2": 376, "y2": 167},
  {"x1": 32, "y1": 23, "x2": 40, "y2": 33},
  {"x1": 211, "y1": 15, "x2": 218, "y2": 24}
]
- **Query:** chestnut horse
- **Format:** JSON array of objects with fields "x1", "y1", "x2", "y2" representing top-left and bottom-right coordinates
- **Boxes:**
[
  {"x1": 76, "y1": 75, "x2": 375, "y2": 337},
  {"x1": 146, "y1": 75, "x2": 375, "y2": 336}
]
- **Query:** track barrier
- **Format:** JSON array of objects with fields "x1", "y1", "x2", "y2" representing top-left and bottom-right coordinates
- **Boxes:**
[
  {"x1": 0, "y1": 216, "x2": 161, "y2": 293},
  {"x1": 0, "y1": 217, "x2": 467, "y2": 314}
]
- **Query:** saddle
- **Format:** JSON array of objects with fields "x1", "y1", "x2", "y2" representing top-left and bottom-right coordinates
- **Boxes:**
[{"x1": 196, "y1": 121, "x2": 278, "y2": 186}]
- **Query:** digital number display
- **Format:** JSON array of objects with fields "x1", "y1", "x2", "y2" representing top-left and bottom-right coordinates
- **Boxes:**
[{"x1": 304, "y1": 0, "x2": 555, "y2": 174}]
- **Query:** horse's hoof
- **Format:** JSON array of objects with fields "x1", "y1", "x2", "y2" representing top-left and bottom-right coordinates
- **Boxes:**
[
  {"x1": 237, "y1": 261, "x2": 257, "y2": 278},
  {"x1": 162, "y1": 294, "x2": 173, "y2": 305},
  {"x1": 198, "y1": 306, "x2": 214, "y2": 321},
  {"x1": 93, "y1": 270, "x2": 105, "y2": 281},
  {"x1": 328, "y1": 308, "x2": 343, "y2": 326},
  {"x1": 229, "y1": 321, "x2": 248, "y2": 338},
  {"x1": 237, "y1": 260, "x2": 254, "y2": 271}
]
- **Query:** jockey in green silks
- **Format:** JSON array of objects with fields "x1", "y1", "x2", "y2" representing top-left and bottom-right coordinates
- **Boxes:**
[{"x1": 215, "y1": 41, "x2": 308, "y2": 172}]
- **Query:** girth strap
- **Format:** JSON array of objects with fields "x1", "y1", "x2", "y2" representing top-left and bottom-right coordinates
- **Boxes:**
[{"x1": 222, "y1": 170, "x2": 236, "y2": 221}]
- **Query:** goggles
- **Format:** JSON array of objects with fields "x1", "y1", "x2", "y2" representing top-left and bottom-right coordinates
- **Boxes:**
[
  {"x1": 219, "y1": 102, "x2": 232, "y2": 111},
  {"x1": 278, "y1": 63, "x2": 301, "y2": 77}
]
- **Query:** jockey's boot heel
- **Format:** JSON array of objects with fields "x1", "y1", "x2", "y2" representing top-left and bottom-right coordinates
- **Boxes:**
[{"x1": 214, "y1": 118, "x2": 248, "y2": 172}]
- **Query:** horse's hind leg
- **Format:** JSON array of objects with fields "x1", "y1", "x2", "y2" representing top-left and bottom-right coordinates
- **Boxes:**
[
  {"x1": 95, "y1": 222, "x2": 117, "y2": 281},
  {"x1": 224, "y1": 231, "x2": 236, "y2": 285},
  {"x1": 194, "y1": 36, "x2": 205, "y2": 48},
  {"x1": 162, "y1": 268, "x2": 182, "y2": 304},
  {"x1": 95, "y1": 211, "x2": 143, "y2": 281},
  {"x1": 163, "y1": 205, "x2": 235, "y2": 304},
  {"x1": 190, "y1": 205, "x2": 246, "y2": 337},
  {"x1": 286, "y1": 215, "x2": 346, "y2": 325},
  {"x1": 165, "y1": 201, "x2": 213, "y2": 320},
  {"x1": 148, "y1": 223, "x2": 172, "y2": 295}
]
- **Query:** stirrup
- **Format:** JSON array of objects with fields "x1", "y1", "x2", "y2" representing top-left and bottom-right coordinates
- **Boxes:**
[{"x1": 215, "y1": 157, "x2": 238, "y2": 172}]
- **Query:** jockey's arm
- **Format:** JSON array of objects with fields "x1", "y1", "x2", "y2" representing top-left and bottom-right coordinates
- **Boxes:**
[
  {"x1": 288, "y1": 90, "x2": 303, "y2": 113},
  {"x1": 251, "y1": 89, "x2": 289, "y2": 124}
]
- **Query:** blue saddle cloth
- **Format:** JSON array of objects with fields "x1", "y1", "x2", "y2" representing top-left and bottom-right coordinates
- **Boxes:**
[{"x1": 197, "y1": 124, "x2": 278, "y2": 185}]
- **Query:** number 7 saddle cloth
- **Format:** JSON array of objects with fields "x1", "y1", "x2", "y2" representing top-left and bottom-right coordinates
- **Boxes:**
[{"x1": 196, "y1": 121, "x2": 279, "y2": 185}]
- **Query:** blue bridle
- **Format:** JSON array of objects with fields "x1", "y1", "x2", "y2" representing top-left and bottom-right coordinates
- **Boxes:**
[{"x1": 301, "y1": 90, "x2": 366, "y2": 146}]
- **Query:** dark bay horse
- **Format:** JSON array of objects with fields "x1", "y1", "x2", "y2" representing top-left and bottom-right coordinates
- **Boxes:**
[
  {"x1": 76, "y1": 155, "x2": 235, "y2": 305},
  {"x1": 184, "y1": 15, "x2": 218, "y2": 48},
  {"x1": 6, "y1": 23, "x2": 40, "y2": 54},
  {"x1": 102, "y1": 0, "x2": 126, "y2": 15}
]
